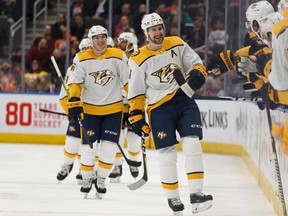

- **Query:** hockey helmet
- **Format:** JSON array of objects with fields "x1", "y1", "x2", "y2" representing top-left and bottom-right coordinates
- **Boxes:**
[
  {"x1": 117, "y1": 32, "x2": 138, "y2": 51},
  {"x1": 258, "y1": 12, "x2": 283, "y2": 40},
  {"x1": 141, "y1": 13, "x2": 164, "y2": 33},
  {"x1": 107, "y1": 37, "x2": 115, "y2": 47},
  {"x1": 88, "y1": 25, "x2": 108, "y2": 41},
  {"x1": 278, "y1": 0, "x2": 288, "y2": 15},
  {"x1": 245, "y1": 1, "x2": 274, "y2": 30},
  {"x1": 79, "y1": 38, "x2": 91, "y2": 51}
]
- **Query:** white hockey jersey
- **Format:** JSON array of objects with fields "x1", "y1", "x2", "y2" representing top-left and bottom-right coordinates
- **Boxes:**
[
  {"x1": 127, "y1": 36, "x2": 203, "y2": 115},
  {"x1": 269, "y1": 14, "x2": 288, "y2": 91},
  {"x1": 67, "y1": 47, "x2": 129, "y2": 115}
]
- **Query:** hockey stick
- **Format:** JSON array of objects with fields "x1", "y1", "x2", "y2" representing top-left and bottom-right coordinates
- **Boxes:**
[
  {"x1": 39, "y1": 108, "x2": 67, "y2": 116},
  {"x1": 127, "y1": 135, "x2": 148, "y2": 190},
  {"x1": 51, "y1": 56, "x2": 69, "y2": 95},
  {"x1": 194, "y1": 95, "x2": 262, "y2": 102},
  {"x1": 265, "y1": 103, "x2": 287, "y2": 216},
  {"x1": 173, "y1": 69, "x2": 262, "y2": 102}
]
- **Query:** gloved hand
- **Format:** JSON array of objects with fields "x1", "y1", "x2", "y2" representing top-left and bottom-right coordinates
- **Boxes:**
[
  {"x1": 187, "y1": 69, "x2": 206, "y2": 91},
  {"x1": 67, "y1": 97, "x2": 84, "y2": 121},
  {"x1": 236, "y1": 56, "x2": 258, "y2": 75},
  {"x1": 206, "y1": 49, "x2": 235, "y2": 75},
  {"x1": 128, "y1": 109, "x2": 151, "y2": 137}
]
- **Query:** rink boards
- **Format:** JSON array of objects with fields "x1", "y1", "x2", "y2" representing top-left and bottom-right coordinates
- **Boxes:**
[{"x1": 0, "y1": 93, "x2": 287, "y2": 215}]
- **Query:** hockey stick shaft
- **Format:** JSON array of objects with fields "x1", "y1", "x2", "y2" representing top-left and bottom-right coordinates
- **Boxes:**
[
  {"x1": 127, "y1": 135, "x2": 148, "y2": 190},
  {"x1": 265, "y1": 103, "x2": 287, "y2": 216},
  {"x1": 194, "y1": 95, "x2": 263, "y2": 102},
  {"x1": 39, "y1": 108, "x2": 67, "y2": 116},
  {"x1": 116, "y1": 142, "x2": 142, "y2": 167},
  {"x1": 51, "y1": 56, "x2": 69, "y2": 95}
]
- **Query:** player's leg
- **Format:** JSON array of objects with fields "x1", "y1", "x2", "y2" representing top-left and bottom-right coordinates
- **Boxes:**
[
  {"x1": 178, "y1": 98, "x2": 213, "y2": 214},
  {"x1": 150, "y1": 103, "x2": 184, "y2": 216}
]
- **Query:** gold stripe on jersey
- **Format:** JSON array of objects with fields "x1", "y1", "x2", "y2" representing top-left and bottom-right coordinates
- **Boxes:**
[
  {"x1": 80, "y1": 164, "x2": 94, "y2": 171},
  {"x1": 128, "y1": 94, "x2": 146, "y2": 113},
  {"x1": 263, "y1": 59, "x2": 272, "y2": 77},
  {"x1": 99, "y1": 160, "x2": 113, "y2": 170},
  {"x1": 59, "y1": 96, "x2": 68, "y2": 114},
  {"x1": 187, "y1": 172, "x2": 204, "y2": 180},
  {"x1": 77, "y1": 47, "x2": 124, "y2": 61},
  {"x1": 128, "y1": 150, "x2": 140, "y2": 157},
  {"x1": 235, "y1": 46, "x2": 250, "y2": 57},
  {"x1": 68, "y1": 83, "x2": 83, "y2": 98},
  {"x1": 77, "y1": 154, "x2": 81, "y2": 160},
  {"x1": 272, "y1": 20, "x2": 288, "y2": 38},
  {"x1": 64, "y1": 149, "x2": 77, "y2": 158},
  {"x1": 116, "y1": 152, "x2": 123, "y2": 158},
  {"x1": 131, "y1": 36, "x2": 184, "y2": 66},
  {"x1": 146, "y1": 89, "x2": 178, "y2": 115},
  {"x1": 162, "y1": 181, "x2": 179, "y2": 190},
  {"x1": 190, "y1": 64, "x2": 208, "y2": 78},
  {"x1": 84, "y1": 100, "x2": 124, "y2": 115}
]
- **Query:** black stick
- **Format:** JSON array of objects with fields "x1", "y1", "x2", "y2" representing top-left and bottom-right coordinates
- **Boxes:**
[
  {"x1": 127, "y1": 135, "x2": 148, "y2": 190},
  {"x1": 265, "y1": 103, "x2": 287, "y2": 216}
]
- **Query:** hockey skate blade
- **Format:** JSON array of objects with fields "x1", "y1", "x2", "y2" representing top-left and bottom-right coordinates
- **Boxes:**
[
  {"x1": 172, "y1": 211, "x2": 183, "y2": 216},
  {"x1": 192, "y1": 200, "x2": 212, "y2": 214},
  {"x1": 110, "y1": 177, "x2": 121, "y2": 183},
  {"x1": 83, "y1": 193, "x2": 88, "y2": 199},
  {"x1": 96, "y1": 192, "x2": 104, "y2": 199},
  {"x1": 127, "y1": 178, "x2": 147, "y2": 191}
]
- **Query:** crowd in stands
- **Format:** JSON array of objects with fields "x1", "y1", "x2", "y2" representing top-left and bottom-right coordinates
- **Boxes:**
[{"x1": 0, "y1": 0, "x2": 281, "y2": 96}]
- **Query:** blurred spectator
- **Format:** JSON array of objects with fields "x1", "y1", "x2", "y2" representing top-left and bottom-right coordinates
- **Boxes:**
[
  {"x1": 113, "y1": 3, "x2": 133, "y2": 34},
  {"x1": 51, "y1": 12, "x2": 66, "y2": 41},
  {"x1": 33, "y1": 24, "x2": 55, "y2": 51},
  {"x1": 208, "y1": 18, "x2": 226, "y2": 57},
  {"x1": 114, "y1": 15, "x2": 135, "y2": 38},
  {"x1": 24, "y1": 60, "x2": 51, "y2": 93},
  {"x1": 189, "y1": 17, "x2": 205, "y2": 48},
  {"x1": 0, "y1": 59, "x2": 20, "y2": 92},
  {"x1": 0, "y1": 0, "x2": 21, "y2": 47},
  {"x1": 70, "y1": 0, "x2": 84, "y2": 18},
  {"x1": 71, "y1": 13, "x2": 86, "y2": 41},
  {"x1": 26, "y1": 38, "x2": 52, "y2": 70},
  {"x1": 132, "y1": 3, "x2": 146, "y2": 45}
]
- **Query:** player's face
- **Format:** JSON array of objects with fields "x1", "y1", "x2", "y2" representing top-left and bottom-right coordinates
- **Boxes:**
[
  {"x1": 147, "y1": 24, "x2": 164, "y2": 45},
  {"x1": 117, "y1": 39, "x2": 128, "y2": 51},
  {"x1": 92, "y1": 34, "x2": 107, "y2": 52}
]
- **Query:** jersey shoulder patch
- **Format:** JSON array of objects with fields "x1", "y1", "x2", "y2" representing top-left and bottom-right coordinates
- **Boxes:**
[
  {"x1": 272, "y1": 20, "x2": 288, "y2": 38},
  {"x1": 105, "y1": 47, "x2": 124, "y2": 60},
  {"x1": 77, "y1": 49, "x2": 96, "y2": 61}
]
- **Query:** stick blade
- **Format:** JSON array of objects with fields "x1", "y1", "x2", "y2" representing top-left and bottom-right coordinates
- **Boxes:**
[
  {"x1": 127, "y1": 160, "x2": 142, "y2": 167},
  {"x1": 127, "y1": 178, "x2": 147, "y2": 191}
]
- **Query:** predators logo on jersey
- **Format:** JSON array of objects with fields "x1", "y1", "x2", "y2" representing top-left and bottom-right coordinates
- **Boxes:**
[
  {"x1": 151, "y1": 63, "x2": 180, "y2": 84},
  {"x1": 89, "y1": 70, "x2": 115, "y2": 86}
]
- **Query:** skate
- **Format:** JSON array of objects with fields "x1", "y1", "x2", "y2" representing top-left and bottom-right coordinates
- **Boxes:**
[
  {"x1": 75, "y1": 170, "x2": 82, "y2": 185},
  {"x1": 57, "y1": 163, "x2": 74, "y2": 183},
  {"x1": 95, "y1": 175, "x2": 107, "y2": 199},
  {"x1": 80, "y1": 178, "x2": 92, "y2": 199},
  {"x1": 108, "y1": 165, "x2": 122, "y2": 183},
  {"x1": 129, "y1": 165, "x2": 139, "y2": 178},
  {"x1": 190, "y1": 192, "x2": 213, "y2": 214},
  {"x1": 168, "y1": 197, "x2": 184, "y2": 216}
]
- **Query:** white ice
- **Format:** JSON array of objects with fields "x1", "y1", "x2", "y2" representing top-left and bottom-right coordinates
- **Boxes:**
[{"x1": 0, "y1": 144, "x2": 276, "y2": 216}]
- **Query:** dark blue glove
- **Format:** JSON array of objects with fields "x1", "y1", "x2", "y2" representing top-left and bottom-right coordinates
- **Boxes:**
[
  {"x1": 67, "y1": 97, "x2": 84, "y2": 121},
  {"x1": 187, "y1": 69, "x2": 206, "y2": 91}
]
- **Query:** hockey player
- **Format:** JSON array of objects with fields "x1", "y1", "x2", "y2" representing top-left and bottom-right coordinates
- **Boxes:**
[
  {"x1": 109, "y1": 32, "x2": 141, "y2": 182},
  {"x1": 56, "y1": 38, "x2": 91, "y2": 184},
  {"x1": 127, "y1": 13, "x2": 213, "y2": 215},
  {"x1": 66, "y1": 25, "x2": 129, "y2": 199},
  {"x1": 268, "y1": 0, "x2": 288, "y2": 91}
]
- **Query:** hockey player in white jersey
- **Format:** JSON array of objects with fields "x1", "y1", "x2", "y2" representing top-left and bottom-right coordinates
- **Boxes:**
[
  {"x1": 127, "y1": 13, "x2": 213, "y2": 215},
  {"x1": 269, "y1": 0, "x2": 288, "y2": 90},
  {"x1": 109, "y1": 32, "x2": 141, "y2": 182},
  {"x1": 66, "y1": 25, "x2": 129, "y2": 199},
  {"x1": 56, "y1": 38, "x2": 91, "y2": 184}
]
